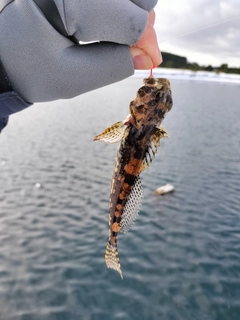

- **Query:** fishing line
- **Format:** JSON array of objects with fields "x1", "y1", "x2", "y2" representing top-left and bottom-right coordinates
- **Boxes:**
[
  {"x1": 149, "y1": 66, "x2": 156, "y2": 77},
  {"x1": 159, "y1": 15, "x2": 240, "y2": 43}
]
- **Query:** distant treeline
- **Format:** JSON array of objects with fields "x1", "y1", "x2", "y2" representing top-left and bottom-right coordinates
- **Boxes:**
[{"x1": 160, "y1": 52, "x2": 240, "y2": 75}]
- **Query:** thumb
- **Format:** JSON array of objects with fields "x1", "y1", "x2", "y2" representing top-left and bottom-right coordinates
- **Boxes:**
[
  {"x1": 130, "y1": 47, "x2": 153, "y2": 69},
  {"x1": 129, "y1": 20, "x2": 162, "y2": 69}
]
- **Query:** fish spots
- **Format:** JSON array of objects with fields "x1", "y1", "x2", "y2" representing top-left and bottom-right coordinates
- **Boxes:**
[
  {"x1": 124, "y1": 158, "x2": 141, "y2": 174},
  {"x1": 123, "y1": 182, "x2": 129, "y2": 191},
  {"x1": 116, "y1": 204, "x2": 122, "y2": 210},
  {"x1": 119, "y1": 191, "x2": 126, "y2": 200},
  {"x1": 136, "y1": 104, "x2": 144, "y2": 112},
  {"x1": 114, "y1": 210, "x2": 120, "y2": 217},
  {"x1": 112, "y1": 222, "x2": 121, "y2": 232},
  {"x1": 117, "y1": 175, "x2": 124, "y2": 183},
  {"x1": 138, "y1": 88, "x2": 146, "y2": 97},
  {"x1": 154, "y1": 90, "x2": 163, "y2": 102},
  {"x1": 118, "y1": 182, "x2": 131, "y2": 201}
]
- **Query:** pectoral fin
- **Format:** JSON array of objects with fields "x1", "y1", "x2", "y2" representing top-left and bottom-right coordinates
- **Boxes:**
[
  {"x1": 140, "y1": 127, "x2": 168, "y2": 172},
  {"x1": 94, "y1": 121, "x2": 127, "y2": 144}
]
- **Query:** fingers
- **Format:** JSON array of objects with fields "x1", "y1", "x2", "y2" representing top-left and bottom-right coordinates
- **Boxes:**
[
  {"x1": 136, "y1": 21, "x2": 161, "y2": 66},
  {"x1": 130, "y1": 11, "x2": 162, "y2": 70},
  {"x1": 130, "y1": 47, "x2": 153, "y2": 69},
  {"x1": 67, "y1": 0, "x2": 149, "y2": 46}
]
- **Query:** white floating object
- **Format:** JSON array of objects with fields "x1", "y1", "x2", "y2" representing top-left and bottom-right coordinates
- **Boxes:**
[
  {"x1": 154, "y1": 183, "x2": 174, "y2": 195},
  {"x1": 1, "y1": 160, "x2": 6, "y2": 166},
  {"x1": 34, "y1": 183, "x2": 41, "y2": 188}
]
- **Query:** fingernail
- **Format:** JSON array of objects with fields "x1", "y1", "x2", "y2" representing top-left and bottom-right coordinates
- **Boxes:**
[{"x1": 133, "y1": 55, "x2": 153, "y2": 70}]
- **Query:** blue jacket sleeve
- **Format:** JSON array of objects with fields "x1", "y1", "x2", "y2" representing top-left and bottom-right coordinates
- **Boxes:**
[
  {"x1": 0, "y1": 115, "x2": 8, "y2": 132},
  {"x1": 0, "y1": 91, "x2": 32, "y2": 132}
]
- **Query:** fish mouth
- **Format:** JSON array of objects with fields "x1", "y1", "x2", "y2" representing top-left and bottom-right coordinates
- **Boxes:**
[{"x1": 143, "y1": 77, "x2": 170, "y2": 86}]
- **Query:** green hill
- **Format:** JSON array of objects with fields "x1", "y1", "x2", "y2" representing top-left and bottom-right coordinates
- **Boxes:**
[{"x1": 160, "y1": 52, "x2": 240, "y2": 75}]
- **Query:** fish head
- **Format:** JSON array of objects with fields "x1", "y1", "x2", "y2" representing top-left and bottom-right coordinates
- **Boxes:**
[{"x1": 129, "y1": 78, "x2": 173, "y2": 129}]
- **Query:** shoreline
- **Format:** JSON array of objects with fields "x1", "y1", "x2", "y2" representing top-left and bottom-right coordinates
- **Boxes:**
[{"x1": 133, "y1": 68, "x2": 240, "y2": 84}]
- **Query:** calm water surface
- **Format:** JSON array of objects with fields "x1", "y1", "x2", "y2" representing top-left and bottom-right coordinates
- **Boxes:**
[{"x1": 0, "y1": 78, "x2": 240, "y2": 320}]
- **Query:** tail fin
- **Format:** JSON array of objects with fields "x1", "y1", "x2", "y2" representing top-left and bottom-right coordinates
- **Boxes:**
[{"x1": 105, "y1": 241, "x2": 123, "y2": 279}]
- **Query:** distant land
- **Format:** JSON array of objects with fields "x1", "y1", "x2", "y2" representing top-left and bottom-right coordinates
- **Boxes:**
[{"x1": 159, "y1": 52, "x2": 240, "y2": 75}]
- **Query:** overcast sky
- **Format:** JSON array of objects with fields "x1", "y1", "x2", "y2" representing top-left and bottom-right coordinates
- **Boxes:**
[{"x1": 154, "y1": 0, "x2": 240, "y2": 67}]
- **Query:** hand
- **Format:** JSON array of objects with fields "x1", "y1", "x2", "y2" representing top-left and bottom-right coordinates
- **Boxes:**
[
  {"x1": 0, "y1": 0, "x2": 159, "y2": 104},
  {"x1": 130, "y1": 10, "x2": 162, "y2": 69}
]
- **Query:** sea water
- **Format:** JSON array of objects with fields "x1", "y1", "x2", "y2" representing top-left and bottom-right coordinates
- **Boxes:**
[{"x1": 0, "y1": 77, "x2": 240, "y2": 320}]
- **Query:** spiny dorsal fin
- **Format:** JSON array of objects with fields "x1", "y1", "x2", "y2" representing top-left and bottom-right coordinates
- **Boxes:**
[
  {"x1": 140, "y1": 127, "x2": 168, "y2": 172},
  {"x1": 94, "y1": 121, "x2": 127, "y2": 144},
  {"x1": 120, "y1": 175, "x2": 143, "y2": 234},
  {"x1": 105, "y1": 242, "x2": 123, "y2": 279}
]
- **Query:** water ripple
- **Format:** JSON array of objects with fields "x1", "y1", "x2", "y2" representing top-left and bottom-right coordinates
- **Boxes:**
[{"x1": 0, "y1": 79, "x2": 240, "y2": 319}]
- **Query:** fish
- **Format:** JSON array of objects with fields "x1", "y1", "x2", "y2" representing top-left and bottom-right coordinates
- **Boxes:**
[{"x1": 94, "y1": 77, "x2": 173, "y2": 278}]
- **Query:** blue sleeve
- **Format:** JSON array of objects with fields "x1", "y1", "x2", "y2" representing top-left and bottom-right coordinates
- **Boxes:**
[
  {"x1": 0, "y1": 91, "x2": 32, "y2": 132},
  {"x1": 0, "y1": 116, "x2": 8, "y2": 132}
]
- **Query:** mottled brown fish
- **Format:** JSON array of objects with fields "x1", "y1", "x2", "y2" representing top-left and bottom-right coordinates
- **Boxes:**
[{"x1": 94, "y1": 78, "x2": 173, "y2": 278}]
